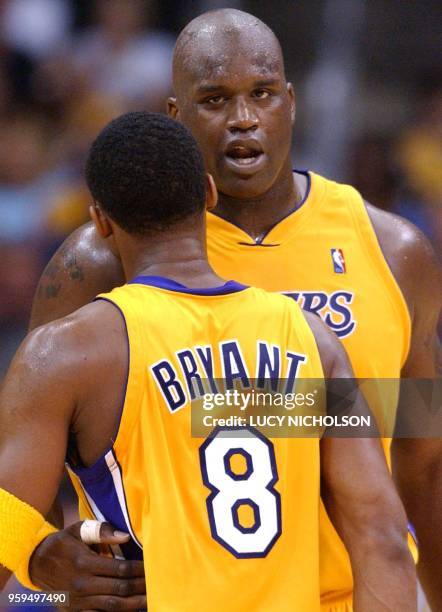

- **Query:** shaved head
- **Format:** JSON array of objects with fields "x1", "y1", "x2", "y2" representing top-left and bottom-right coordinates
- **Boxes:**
[
  {"x1": 168, "y1": 9, "x2": 295, "y2": 202},
  {"x1": 173, "y1": 9, "x2": 286, "y2": 99}
]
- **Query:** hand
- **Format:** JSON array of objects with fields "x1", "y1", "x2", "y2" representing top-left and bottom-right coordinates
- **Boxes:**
[{"x1": 29, "y1": 521, "x2": 146, "y2": 610}]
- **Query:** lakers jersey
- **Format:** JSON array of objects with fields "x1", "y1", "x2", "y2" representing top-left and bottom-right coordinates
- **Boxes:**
[
  {"x1": 206, "y1": 171, "x2": 412, "y2": 610},
  {"x1": 68, "y1": 276, "x2": 325, "y2": 612}
]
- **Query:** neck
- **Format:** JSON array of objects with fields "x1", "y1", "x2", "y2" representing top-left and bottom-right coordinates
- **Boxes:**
[
  {"x1": 213, "y1": 167, "x2": 303, "y2": 241},
  {"x1": 118, "y1": 220, "x2": 225, "y2": 288}
]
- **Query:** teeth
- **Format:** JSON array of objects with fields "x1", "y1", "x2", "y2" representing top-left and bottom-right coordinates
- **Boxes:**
[
  {"x1": 227, "y1": 151, "x2": 261, "y2": 159},
  {"x1": 228, "y1": 145, "x2": 262, "y2": 159},
  {"x1": 233, "y1": 156, "x2": 258, "y2": 165}
]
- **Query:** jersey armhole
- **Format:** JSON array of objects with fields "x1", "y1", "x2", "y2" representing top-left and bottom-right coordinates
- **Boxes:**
[{"x1": 94, "y1": 296, "x2": 145, "y2": 458}]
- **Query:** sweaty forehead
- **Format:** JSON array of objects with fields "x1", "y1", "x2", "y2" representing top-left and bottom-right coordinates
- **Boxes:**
[{"x1": 174, "y1": 23, "x2": 284, "y2": 94}]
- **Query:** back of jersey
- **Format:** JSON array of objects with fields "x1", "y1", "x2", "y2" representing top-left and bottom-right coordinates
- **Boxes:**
[{"x1": 70, "y1": 275, "x2": 324, "y2": 612}]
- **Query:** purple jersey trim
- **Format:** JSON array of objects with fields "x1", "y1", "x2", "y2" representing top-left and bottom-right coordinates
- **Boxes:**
[{"x1": 128, "y1": 275, "x2": 248, "y2": 295}]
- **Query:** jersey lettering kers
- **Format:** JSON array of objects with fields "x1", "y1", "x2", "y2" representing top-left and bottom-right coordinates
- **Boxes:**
[{"x1": 283, "y1": 290, "x2": 356, "y2": 338}]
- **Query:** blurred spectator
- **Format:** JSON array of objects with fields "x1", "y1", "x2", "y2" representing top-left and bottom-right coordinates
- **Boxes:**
[
  {"x1": 0, "y1": 17, "x2": 35, "y2": 113},
  {"x1": 71, "y1": 0, "x2": 174, "y2": 111},
  {"x1": 396, "y1": 84, "x2": 442, "y2": 207},
  {"x1": 348, "y1": 134, "x2": 436, "y2": 251},
  {"x1": 1, "y1": 0, "x2": 72, "y2": 60},
  {"x1": 0, "y1": 112, "x2": 57, "y2": 242},
  {"x1": 0, "y1": 111, "x2": 55, "y2": 374},
  {"x1": 44, "y1": 91, "x2": 124, "y2": 237},
  {"x1": 0, "y1": 1, "x2": 177, "y2": 368},
  {"x1": 395, "y1": 83, "x2": 442, "y2": 252},
  {"x1": 348, "y1": 134, "x2": 399, "y2": 212},
  {"x1": 0, "y1": 242, "x2": 42, "y2": 357}
]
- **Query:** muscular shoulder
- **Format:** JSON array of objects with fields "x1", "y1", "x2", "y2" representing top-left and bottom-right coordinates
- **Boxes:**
[
  {"x1": 366, "y1": 202, "x2": 441, "y2": 376},
  {"x1": 365, "y1": 202, "x2": 441, "y2": 317},
  {"x1": 26, "y1": 299, "x2": 125, "y2": 382},
  {"x1": 1, "y1": 299, "x2": 127, "y2": 462},
  {"x1": 30, "y1": 223, "x2": 125, "y2": 329}
]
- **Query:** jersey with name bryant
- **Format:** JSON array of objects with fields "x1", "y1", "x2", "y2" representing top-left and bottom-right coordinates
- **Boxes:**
[{"x1": 68, "y1": 275, "x2": 325, "y2": 612}]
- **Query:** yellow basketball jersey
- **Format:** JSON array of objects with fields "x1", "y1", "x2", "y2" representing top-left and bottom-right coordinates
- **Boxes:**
[
  {"x1": 68, "y1": 276, "x2": 325, "y2": 611},
  {"x1": 206, "y1": 171, "x2": 412, "y2": 610}
]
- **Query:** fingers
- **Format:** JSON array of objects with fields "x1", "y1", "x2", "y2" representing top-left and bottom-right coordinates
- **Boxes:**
[
  {"x1": 99, "y1": 522, "x2": 131, "y2": 544},
  {"x1": 90, "y1": 556, "x2": 145, "y2": 579},
  {"x1": 28, "y1": 524, "x2": 146, "y2": 611},
  {"x1": 65, "y1": 520, "x2": 88, "y2": 539},
  {"x1": 71, "y1": 575, "x2": 146, "y2": 597},
  {"x1": 70, "y1": 551, "x2": 145, "y2": 579},
  {"x1": 68, "y1": 563, "x2": 146, "y2": 610},
  {"x1": 66, "y1": 520, "x2": 130, "y2": 545}
]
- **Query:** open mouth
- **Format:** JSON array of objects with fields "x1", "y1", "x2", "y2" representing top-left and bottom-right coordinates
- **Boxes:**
[
  {"x1": 226, "y1": 145, "x2": 263, "y2": 165},
  {"x1": 224, "y1": 141, "x2": 265, "y2": 173}
]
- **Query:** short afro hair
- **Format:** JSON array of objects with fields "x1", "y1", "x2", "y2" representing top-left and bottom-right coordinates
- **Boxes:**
[{"x1": 85, "y1": 111, "x2": 207, "y2": 234}]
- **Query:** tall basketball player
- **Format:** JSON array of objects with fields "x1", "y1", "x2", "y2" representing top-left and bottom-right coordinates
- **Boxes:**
[
  {"x1": 0, "y1": 112, "x2": 415, "y2": 611},
  {"x1": 25, "y1": 9, "x2": 441, "y2": 612}
]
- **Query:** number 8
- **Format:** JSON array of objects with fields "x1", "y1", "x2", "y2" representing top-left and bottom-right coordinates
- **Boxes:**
[{"x1": 199, "y1": 427, "x2": 281, "y2": 558}]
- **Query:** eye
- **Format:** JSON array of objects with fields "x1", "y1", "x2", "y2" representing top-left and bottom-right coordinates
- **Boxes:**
[
  {"x1": 206, "y1": 95, "x2": 226, "y2": 105},
  {"x1": 253, "y1": 89, "x2": 271, "y2": 99}
]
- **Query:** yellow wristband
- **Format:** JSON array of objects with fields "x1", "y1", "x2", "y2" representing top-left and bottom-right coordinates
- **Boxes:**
[
  {"x1": 0, "y1": 488, "x2": 45, "y2": 573},
  {"x1": 14, "y1": 521, "x2": 58, "y2": 591}
]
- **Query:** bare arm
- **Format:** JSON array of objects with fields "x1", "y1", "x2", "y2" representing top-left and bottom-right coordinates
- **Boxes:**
[
  {"x1": 0, "y1": 307, "x2": 146, "y2": 609},
  {"x1": 22, "y1": 226, "x2": 147, "y2": 608},
  {"x1": 367, "y1": 204, "x2": 442, "y2": 610},
  {"x1": 389, "y1": 228, "x2": 441, "y2": 610},
  {"x1": 29, "y1": 223, "x2": 124, "y2": 330},
  {"x1": 29, "y1": 224, "x2": 123, "y2": 527},
  {"x1": 306, "y1": 312, "x2": 417, "y2": 611},
  {"x1": 0, "y1": 325, "x2": 75, "y2": 588}
]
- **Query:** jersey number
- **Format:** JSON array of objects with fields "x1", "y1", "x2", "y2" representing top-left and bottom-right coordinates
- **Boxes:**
[{"x1": 199, "y1": 428, "x2": 281, "y2": 558}]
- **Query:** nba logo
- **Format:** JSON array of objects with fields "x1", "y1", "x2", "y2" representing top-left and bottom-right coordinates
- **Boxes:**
[{"x1": 331, "y1": 249, "x2": 346, "y2": 273}]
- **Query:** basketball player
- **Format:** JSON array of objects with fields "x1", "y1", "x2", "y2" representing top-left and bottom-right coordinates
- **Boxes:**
[
  {"x1": 0, "y1": 112, "x2": 415, "y2": 611},
  {"x1": 25, "y1": 9, "x2": 441, "y2": 612}
]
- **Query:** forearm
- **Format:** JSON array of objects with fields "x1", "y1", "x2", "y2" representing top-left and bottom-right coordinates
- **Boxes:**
[
  {"x1": 46, "y1": 499, "x2": 64, "y2": 529},
  {"x1": 321, "y1": 433, "x2": 418, "y2": 611},
  {"x1": 0, "y1": 487, "x2": 54, "y2": 593},
  {"x1": 393, "y1": 442, "x2": 442, "y2": 611},
  {"x1": 412, "y1": 482, "x2": 442, "y2": 612},
  {"x1": 350, "y1": 540, "x2": 416, "y2": 612}
]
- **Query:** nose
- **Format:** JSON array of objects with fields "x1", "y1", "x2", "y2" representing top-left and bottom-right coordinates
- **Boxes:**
[{"x1": 227, "y1": 97, "x2": 258, "y2": 132}]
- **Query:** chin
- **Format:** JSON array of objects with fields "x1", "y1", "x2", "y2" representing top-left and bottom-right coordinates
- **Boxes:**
[{"x1": 219, "y1": 176, "x2": 274, "y2": 201}]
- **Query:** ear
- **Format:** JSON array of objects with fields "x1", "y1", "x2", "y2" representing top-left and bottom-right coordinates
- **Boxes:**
[
  {"x1": 89, "y1": 203, "x2": 113, "y2": 239},
  {"x1": 287, "y1": 83, "x2": 296, "y2": 125},
  {"x1": 167, "y1": 97, "x2": 180, "y2": 119},
  {"x1": 205, "y1": 174, "x2": 218, "y2": 211}
]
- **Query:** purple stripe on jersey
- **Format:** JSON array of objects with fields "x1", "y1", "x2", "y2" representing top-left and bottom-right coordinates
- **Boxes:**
[
  {"x1": 128, "y1": 275, "x2": 248, "y2": 295},
  {"x1": 69, "y1": 451, "x2": 143, "y2": 561}
]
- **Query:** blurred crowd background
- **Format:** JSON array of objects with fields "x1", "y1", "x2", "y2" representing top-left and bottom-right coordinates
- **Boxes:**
[{"x1": 0, "y1": 0, "x2": 440, "y2": 374}]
